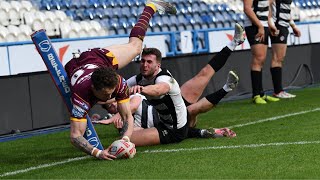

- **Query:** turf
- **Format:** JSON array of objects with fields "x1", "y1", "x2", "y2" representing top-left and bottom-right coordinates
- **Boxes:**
[{"x1": 1, "y1": 87, "x2": 320, "y2": 179}]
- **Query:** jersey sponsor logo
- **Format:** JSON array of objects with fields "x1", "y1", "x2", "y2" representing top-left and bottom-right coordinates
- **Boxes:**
[
  {"x1": 77, "y1": 72, "x2": 93, "y2": 85},
  {"x1": 159, "y1": 114, "x2": 173, "y2": 121},
  {"x1": 162, "y1": 130, "x2": 168, "y2": 137},
  {"x1": 73, "y1": 98, "x2": 89, "y2": 110},
  {"x1": 72, "y1": 104, "x2": 86, "y2": 118},
  {"x1": 154, "y1": 103, "x2": 168, "y2": 111},
  {"x1": 38, "y1": 40, "x2": 51, "y2": 52}
]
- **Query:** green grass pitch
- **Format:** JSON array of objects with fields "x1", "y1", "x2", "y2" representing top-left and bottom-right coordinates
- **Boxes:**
[{"x1": 1, "y1": 87, "x2": 320, "y2": 179}]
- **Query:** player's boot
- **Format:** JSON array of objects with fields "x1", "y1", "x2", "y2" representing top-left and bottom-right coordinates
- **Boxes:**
[
  {"x1": 253, "y1": 95, "x2": 267, "y2": 104},
  {"x1": 274, "y1": 91, "x2": 296, "y2": 98},
  {"x1": 225, "y1": 70, "x2": 239, "y2": 90},
  {"x1": 146, "y1": 0, "x2": 177, "y2": 14},
  {"x1": 201, "y1": 128, "x2": 236, "y2": 138},
  {"x1": 262, "y1": 95, "x2": 280, "y2": 102},
  {"x1": 233, "y1": 23, "x2": 245, "y2": 45}
]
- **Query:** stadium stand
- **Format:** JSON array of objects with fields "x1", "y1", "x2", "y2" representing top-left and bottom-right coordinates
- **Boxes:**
[{"x1": 0, "y1": 0, "x2": 319, "y2": 43}]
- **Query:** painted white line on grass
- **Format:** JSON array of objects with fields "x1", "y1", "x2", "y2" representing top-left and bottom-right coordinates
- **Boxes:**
[
  {"x1": 0, "y1": 156, "x2": 90, "y2": 178},
  {"x1": 228, "y1": 108, "x2": 320, "y2": 129},
  {"x1": 141, "y1": 141, "x2": 320, "y2": 153},
  {"x1": 2, "y1": 141, "x2": 320, "y2": 177}
]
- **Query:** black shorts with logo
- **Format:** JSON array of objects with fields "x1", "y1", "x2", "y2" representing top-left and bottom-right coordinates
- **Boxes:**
[
  {"x1": 270, "y1": 25, "x2": 289, "y2": 44},
  {"x1": 156, "y1": 115, "x2": 189, "y2": 144},
  {"x1": 245, "y1": 26, "x2": 270, "y2": 46}
]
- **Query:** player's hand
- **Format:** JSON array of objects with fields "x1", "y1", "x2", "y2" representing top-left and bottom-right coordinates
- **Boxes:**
[
  {"x1": 292, "y1": 26, "x2": 301, "y2": 37},
  {"x1": 99, "y1": 149, "x2": 116, "y2": 160},
  {"x1": 255, "y1": 26, "x2": 265, "y2": 42},
  {"x1": 113, "y1": 115, "x2": 124, "y2": 129},
  {"x1": 269, "y1": 25, "x2": 279, "y2": 37},
  {"x1": 130, "y1": 85, "x2": 143, "y2": 94}
]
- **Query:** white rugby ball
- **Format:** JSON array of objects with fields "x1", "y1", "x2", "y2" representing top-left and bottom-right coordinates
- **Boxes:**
[{"x1": 108, "y1": 140, "x2": 136, "y2": 159}]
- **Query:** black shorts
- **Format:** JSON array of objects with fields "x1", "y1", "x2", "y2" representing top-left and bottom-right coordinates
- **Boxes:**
[
  {"x1": 245, "y1": 26, "x2": 269, "y2": 46},
  {"x1": 270, "y1": 25, "x2": 289, "y2": 44},
  {"x1": 156, "y1": 121, "x2": 189, "y2": 144}
]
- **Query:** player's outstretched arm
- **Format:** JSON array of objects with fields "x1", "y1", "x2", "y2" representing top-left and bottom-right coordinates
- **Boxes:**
[
  {"x1": 117, "y1": 101, "x2": 134, "y2": 139},
  {"x1": 70, "y1": 121, "x2": 116, "y2": 160}
]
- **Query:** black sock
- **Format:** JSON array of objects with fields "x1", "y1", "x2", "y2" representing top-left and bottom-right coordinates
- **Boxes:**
[
  {"x1": 187, "y1": 127, "x2": 202, "y2": 138},
  {"x1": 208, "y1": 46, "x2": 232, "y2": 72},
  {"x1": 205, "y1": 88, "x2": 228, "y2": 105},
  {"x1": 251, "y1": 70, "x2": 264, "y2": 97},
  {"x1": 270, "y1": 67, "x2": 283, "y2": 94}
]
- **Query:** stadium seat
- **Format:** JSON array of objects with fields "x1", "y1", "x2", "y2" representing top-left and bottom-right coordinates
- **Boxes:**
[
  {"x1": 0, "y1": 26, "x2": 7, "y2": 42},
  {"x1": 83, "y1": 8, "x2": 95, "y2": 20},
  {"x1": 65, "y1": 10, "x2": 76, "y2": 20},
  {"x1": 7, "y1": 25, "x2": 21, "y2": 41},
  {"x1": 0, "y1": 1, "x2": 11, "y2": 26},
  {"x1": 19, "y1": 24, "x2": 33, "y2": 37},
  {"x1": 55, "y1": 10, "x2": 67, "y2": 22},
  {"x1": 21, "y1": 0, "x2": 33, "y2": 12},
  {"x1": 0, "y1": 26, "x2": 16, "y2": 42},
  {"x1": 32, "y1": 11, "x2": 47, "y2": 31},
  {"x1": 88, "y1": 0, "x2": 99, "y2": 8}
]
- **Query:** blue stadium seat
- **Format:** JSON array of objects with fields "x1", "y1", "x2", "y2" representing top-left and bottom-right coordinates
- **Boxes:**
[
  {"x1": 121, "y1": 7, "x2": 131, "y2": 18},
  {"x1": 69, "y1": 1, "x2": 81, "y2": 9},
  {"x1": 103, "y1": 8, "x2": 114, "y2": 19},
  {"x1": 60, "y1": 0, "x2": 71, "y2": 9},
  {"x1": 127, "y1": 17, "x2": 136, "y2": 27},
  {"x1": 83, "y1": 8, "x2": 95, "y2": 20},
  {"x1": 94, "y1": 8, "x2": 104, "y2": 19},
  {"x1": 65, "y1": 10, "x2": 76, "y2": 20},
  {"x1": 74, "y1": 9, "x2": 85, "y2": 20},
  {"x1": 130, "y1": 6, "x2": 139, "y2": 17},
  {"x1": 40, "y1": 0, "x2": 52, "y2": 10},
  {"x1": 88, "y1": 0, "x2": 99, "y2": 8}
]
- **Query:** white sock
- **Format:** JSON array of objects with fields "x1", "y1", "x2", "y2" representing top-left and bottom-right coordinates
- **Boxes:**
[
  {"x1": 226, "y1": 40, "x2": 236, "y2": 51},
  {"x1": 223, "y1": 84, "x2": 232, "y2": 92}
]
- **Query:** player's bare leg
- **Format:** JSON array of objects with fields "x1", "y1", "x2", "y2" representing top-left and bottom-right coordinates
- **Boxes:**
[
  {"x1": 181, "y1": 23, "x2": 245, "y2": 103},
  {"x1": 104, "y1": 0, "x2": 176, "y2": 69},
  {"x1": 130, "y1": 127, "x2": 161, "y2": 146},
  {"x1": 187, "y1": 71, "x2": 239, "y2": 127}
]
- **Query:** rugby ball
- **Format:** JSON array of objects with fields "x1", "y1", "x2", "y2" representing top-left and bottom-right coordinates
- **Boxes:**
[{"x1": 108, "y1": 140, "x2": 136, "y2": 159}]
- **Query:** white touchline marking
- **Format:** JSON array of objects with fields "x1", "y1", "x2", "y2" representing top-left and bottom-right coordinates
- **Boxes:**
[
  {"x1": 141, "y1": 141, "x2": 320, "y2": 153},
  {"x1": 2, "y1": 141, "x2": 320, "y2": 177},
  {"x1": 1, "y1": 108, "x2": 320, "y2": 177},
  {"x1": 0, "y1": 156, "x2": 90, "y2": 178},
  {"x1": 228, "y1": 108, "x2": 320, "y2": 128}
]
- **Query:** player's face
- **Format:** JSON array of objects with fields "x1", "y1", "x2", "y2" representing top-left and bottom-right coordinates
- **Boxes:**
[
  {"x1": 92, "y1": 86, "x2": 116, "y2": 102},
  {"x1": 140, "y1": 54, "x2": 160, "y2": 79}
]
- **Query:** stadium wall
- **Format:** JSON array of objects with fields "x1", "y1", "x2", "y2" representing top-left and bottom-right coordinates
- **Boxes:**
[{"x1": 0, "y1": 44, "x2": 318, "y2": 135}]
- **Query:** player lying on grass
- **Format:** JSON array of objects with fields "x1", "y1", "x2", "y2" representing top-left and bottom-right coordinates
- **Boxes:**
[
  {"x1": 93, "y1": 70, "x2": 238, "y2": 140},
  {"x1": 93, "y1": 23, "x2": 244, "y2": 146}
]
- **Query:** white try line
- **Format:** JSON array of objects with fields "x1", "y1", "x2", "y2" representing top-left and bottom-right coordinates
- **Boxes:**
[
  {"x1": 1, "y1": 108, "x2": 320, "y2": 177},
  {"x1": 228, "y1": 108, "x2": 320, "y2": 128},
  {"x1": 2, "y1": 140, "x2": 320, "y2": 177}
]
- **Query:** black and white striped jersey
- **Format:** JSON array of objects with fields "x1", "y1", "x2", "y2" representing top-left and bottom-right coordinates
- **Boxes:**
[
  {"x1": 127, "y1": 68, "x2": 188, "y2": 130},
  {"x1": 272, "y1": 0, "x2": 292, "y2": 27},
  {"x1": 131, "y1": 94, "x2": 160, "y2": 128},
  {"x1": 244, "y1": 0, "x2": 270, "y2": 27}
]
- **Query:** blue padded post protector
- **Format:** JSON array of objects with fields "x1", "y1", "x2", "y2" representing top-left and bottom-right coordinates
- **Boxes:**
[{"x1": 31, "y1": 29, "x2": 104, "y2": 150}]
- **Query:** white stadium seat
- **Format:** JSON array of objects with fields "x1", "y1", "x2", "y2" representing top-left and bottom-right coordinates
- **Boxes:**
[
  {"x1": 0, "y1": 1, "x2": 11, "y2": 26},
  {"x1": 32, "y1": 11, "x2": 46, "y2": 31}
]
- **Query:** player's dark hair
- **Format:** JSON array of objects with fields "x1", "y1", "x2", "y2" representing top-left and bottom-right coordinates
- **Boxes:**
[
  {"x1": 142, "y1": 48, "x2": 162, "y2": 63},
  {"x1": 91, "y1": 67, "x2": 119, "y2": 91}
]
